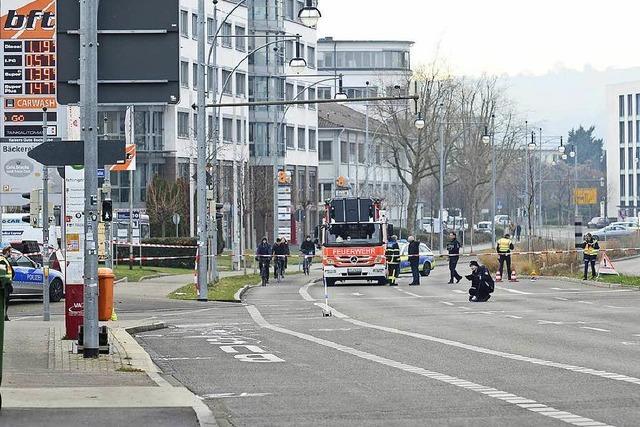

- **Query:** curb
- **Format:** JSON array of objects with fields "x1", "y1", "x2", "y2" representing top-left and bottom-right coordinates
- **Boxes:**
[
  {"x1": 538, "y1": 275, "x2": 639, "y2": 290},
  {"x1": 139, "y1": 273, "x2": 170, "y2": 282},
  {"x1": 233, "y1": 283, "x2": 260, "y2": 302},
  {"x1": 125, "y1": 322, "x2": 168, "y2": 335},
  {"x1": 115, "y1": 277, "x2": 128, "y2": 284}
]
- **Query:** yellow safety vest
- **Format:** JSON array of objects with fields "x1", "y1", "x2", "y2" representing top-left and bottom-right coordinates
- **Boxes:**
[
  {"x1": 497, "y1": 238, "x2": 512, "y2": 253},
  {"x1": 584, "y1": 243, "x2": 598, "y2": 256},
  {"x1": 0, "y1": 255, "x2": 13, "y2": 278}
]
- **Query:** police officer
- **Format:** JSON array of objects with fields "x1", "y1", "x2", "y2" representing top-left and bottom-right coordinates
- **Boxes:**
[
  {"x1": 385, "y1": 235, "x2": 400, "y2": 286},
  {"x1": 407, "y1": 235, "x2": 421, "y2": 286},
  {"x1": 446, "y1": 231, "x2": 462, "y2": 284},
  {"x1": 0, "y1": 244, "x2": 14, "y2": 321},
  {"x1": 496, "y1": 233, "x2": 515, "y2": 280},
  {"x1": 581, "y1": 233, "x2": 600, "y2": 280},
  {"x1": 466, "y1": 260, "x2": 494, "y2": 302}
]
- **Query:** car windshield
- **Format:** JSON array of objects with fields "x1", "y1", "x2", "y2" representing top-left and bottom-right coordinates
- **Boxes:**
[{"x1": 325, "y1": 223, "x2": 383, "y2": 246}]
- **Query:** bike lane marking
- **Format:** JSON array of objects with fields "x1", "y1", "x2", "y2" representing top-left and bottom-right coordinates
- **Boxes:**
[{"x1": 246, "y1": 305, "x2": 614, "y2": 427}]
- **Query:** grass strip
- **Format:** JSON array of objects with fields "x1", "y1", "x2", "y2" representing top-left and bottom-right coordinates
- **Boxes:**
[
  {"x1": 113, "y1": 265, "x2": 193, "y2": 283},
  {"x1": 169, "y1": 274, "x2": 261, "y2": 302}
]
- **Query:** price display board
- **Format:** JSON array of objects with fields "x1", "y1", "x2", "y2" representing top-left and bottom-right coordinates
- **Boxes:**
[{"x1": 0, "y1": 0, "x2": 59, "y2": 203}]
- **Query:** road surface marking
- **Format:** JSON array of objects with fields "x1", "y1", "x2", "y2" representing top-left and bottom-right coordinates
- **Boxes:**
[
  {"x1": 554, "y1": 297, "x2": 569, "y2": 301},
  {"x1": 351, "y1": 292, "x2": 364, "y2": 296},
  {"x1": 496, "y1": 286, "x2": 531, "y2": 295},
  {"x1": 304, "y1": 293, "x2": 640, "y2": 387},
  {"x1": 452, "y1": 289, "x2": 466, "y2": 294},
  {"x1": 299, "y1": 282, "x2": 316, "y2": 301},
  {"x1": 309, "y1": 328, "x2": 355, "y2": 332},
  {"x1": 551, "y1": 288, "x2": 580, "y2": 291},
  {"x1": 634, "y1": 334, "x2": 640, "y2": 337},
  {"x1": 157, "y1": 356, "x2": 219, "y2": 361},
  {"x1": 577, "y1": 301, "x2": 594, "y2": 305},
  {"x1": 580, "y1": 327, "x2": 610, "y2": 333},
  {"x1": 505, "y1": 315, "x2": 523, "y2": 319},
  {"x1": 605, "y1": 305, "x2": 626, "y2": 309},
  {"x1": 400, "y1": 290, "x2": 423, "y2": 298},
  {"x1": 246, "y1": 305, "x2": 613, "y2": 427},
  {"x1": 620, "y1": 342, "x2": 639, "y2": 346},
  {"x1": 199, "y1": 392, "x2": 271, "y2": 399},
  {"x1": 440, "y1": 301, "x2": 455, "y2": 306}
]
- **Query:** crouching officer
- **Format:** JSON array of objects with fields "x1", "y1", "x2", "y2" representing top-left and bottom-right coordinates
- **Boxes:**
[
  {"x1": 0, "y1": 244, "x2": 14, "y2": 321},
  {"x1": 386, "y1": 235, "x2": 400, "y2": 286},
  {"x1": 496, "y1": 233, "x2": 514, "y2": 280},
  {"x1": 581, "y1": 233, "x2": 599, "y2": 280},
  {"x1": 466, "y1": 260, "x2": 494, "y2": 302}
]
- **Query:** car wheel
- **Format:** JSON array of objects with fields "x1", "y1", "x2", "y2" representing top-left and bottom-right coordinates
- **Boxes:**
[
  {"x1": 49, "y1": 279, "x2": 64, "y2": 303},
  {"x1": 420, "y1": 262, "x2": 432, "y2": 277}
]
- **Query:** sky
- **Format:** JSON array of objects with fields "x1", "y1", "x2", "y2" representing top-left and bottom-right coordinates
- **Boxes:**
[{"x1": 317, "y1": 0, "x2": 639, "y2": 77}]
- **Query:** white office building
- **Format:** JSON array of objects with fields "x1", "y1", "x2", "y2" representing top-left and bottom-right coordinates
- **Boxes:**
[{"x1": 606, "y1": 81, "x2": 640, "y2": 218}]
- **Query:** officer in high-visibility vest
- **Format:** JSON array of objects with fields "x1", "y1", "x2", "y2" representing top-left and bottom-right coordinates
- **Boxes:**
[
  {"x1": 581, "y1": 233, "x2": 600, "y2": 280},
  {"x1": 0, "y1": 243, "x2": 14, "y2": 321},
  {"x1": 385, "y1": 235, "x2": 400, "y2": 286},
  {"x1": 496, "y1": 233, "x2": 515, "y2": 280}
]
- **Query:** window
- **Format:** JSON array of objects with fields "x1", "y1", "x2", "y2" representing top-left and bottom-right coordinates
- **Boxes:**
[
  {"x1": 180, "y1": 61, "x2": 189, "y2": 87},
  {"x1": 620, "y1": 175, "x2": 626, "y2": 197},
  {"x1": 629, "y1": 94, "x2": 633, "y2": 117},
  {"x1": 286, "y1": 83, "x2": 294, "y2": 100},
  {"x1": 358, "y1": 142, "x2": 364, "y2": 163},
  {"x1": 308, "y1": 129, "x2": 316, "y2": 151},
  {"x1": 207, "y1": 66, "x2": 214, "y2": 93},
  {"x1": 222, "y1": 118, "x2": 233, "y2": 142},
  {"x1": 319, "y1": 140, "x2": 332, "y2": 161},
  {"x1": 235, "y1": 26, "x2": 246, "y2": 51},
  {"x1": 180, "y1": 10, "x2": 188, "y2": 37},
  {"x1": 191, "y1": 13, "x2": 198, "y2": 39},
  {"x1": 307, "y1": 46, "x2": 316, "y2": 68},
  {"x1": 286, "y1": 126, "x2": 295, "y2": 149},
  {"x1": 298, "y1": 127, "x2": 306, "y2": 150},
  {"x1": 236, "y1": 119, "x2": 243, "y2": 143},
  {"x1": 340, "y1": 140, "x2": 348, "y2": 163},
  {"x1": 192, "y1": 63, "x2": 198, "y2": 89},
  {"x1": 620, "y1": 95, "x2": 625, "y2": 118},
  {"x1": 375, "y1": 144, "x2": 381, "y2": 165},
  {"x1": 296, "y1": 0, "x2": 304, "y2": 22},
  {"x1": 285, "y1": 0, "x2": 294, "y2": 20},
  {"x1": 207, "y1": 115, "x2": 214, "y2": 139},
  {"x1": 318, "y1": 87, "x2": 331, "y2": 99},
  {"x1": 628, "y1": 121, "x2": 634, "y2": 144},
  {"x1": 629, "y1": 147, "x2": 634, "y2": 169},
  {"x1": 133, "y1": 109, "x2": 164, "y2": 151},
  {"x1": 221, "y1": 22, "x2": 232, "y2": 48},
  {"x1": 637, "y1": 120, "x2": 640, "y2": 143},
  {"x1": 177, "y1": 112, "x2": 190, "y2": 138},
  {"x1": 236, "y1": 72, "x2": 246, "y2": 96},
  {"x1": 308, "y1": 88, "x2": 316, "y2": 110},
  {"x1": 297, "y1": 85, "x2": 305, "y2": 108},
  {"x1": 630, "y1": 175, "x2": 635, "y2": 197},
  {"x1": 349, "y1": 142, "x2": 356, "y2": 162},
  {"x1": 620, "y1": 122, "x2": 625, "y2": 144},
  {"x1": 222, "y1": 70, "x2": 232, "y2": 94},
  {"x1": 285, "y1": 40, "x2": 294, "y2": 62},
  {"x1": 620, "y1": 148, "x2": 625, "y2": 169},
  {"x1": 207, "y1": 18, "x2": 214, "y2": 43},
  {"x1": 193, "y1": 113, "x2": 198, "y2": 138}
]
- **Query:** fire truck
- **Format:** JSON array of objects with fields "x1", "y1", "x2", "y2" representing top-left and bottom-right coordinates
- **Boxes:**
[{"x1": 321, "y1": 197, "x2": 390, "y2": 286}]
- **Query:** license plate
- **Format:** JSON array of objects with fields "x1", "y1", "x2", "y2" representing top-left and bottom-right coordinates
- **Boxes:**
[{"x1": 347, "y1": 268, "x2": 362, "y2": 274}]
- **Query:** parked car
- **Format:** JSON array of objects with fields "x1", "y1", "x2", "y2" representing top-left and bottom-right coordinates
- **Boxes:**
[
  {"x1": 397, "y1": 240, "x2": 434, "y2": 277},
  {"x1": 7, "y1": 248, "x2": 65, "y2": 302},
  {"x1": 474, "y1": 221, "x2": 493, "y2": 234},
  {"x1": 587, "y1": 216, "x2": 609, "y2": 229},
  {"x1": 592, "y1": 225, "x2": 635, "y2": 240},
  {"x1": 421, "y1": 217, "x2": 445, "y2": 234},
  {"x1": 494, "y1": 215, "x2": 510, "y2": 226},
  {"x1": 610, "y1": 221, "x2": 640, "y2": 231}
]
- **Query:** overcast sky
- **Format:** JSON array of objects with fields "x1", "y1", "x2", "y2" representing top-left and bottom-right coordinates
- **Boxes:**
[{"x1": 317, "y1": 0, "x2": 638, "y2": 76}]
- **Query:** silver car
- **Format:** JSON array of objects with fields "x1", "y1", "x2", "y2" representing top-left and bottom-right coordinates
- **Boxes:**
[{"x1": 592, "y1": 225, "x2": 635, "y2": 240}]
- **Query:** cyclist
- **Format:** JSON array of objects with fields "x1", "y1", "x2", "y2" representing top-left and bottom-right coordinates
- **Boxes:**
[
  {"x1": 256, "y1": 238, "x2": 272, "y2": 286},
  {"x1": 272, "y1": 237, "x2": 288, "y2": 281},
  {"x1": 300, "y1": 235, "x2": 316, "y2": 275}
]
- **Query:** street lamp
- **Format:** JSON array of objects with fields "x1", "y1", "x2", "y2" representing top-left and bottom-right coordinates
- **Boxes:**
[
  {"x1": 561, "y1": 153, "x2": 568, "y2": 160},
  {"x1": 298, "y1": 0, "x2": 321, "y2": 27},
  {"x1": 288, "y1": 37, "x2": 307, "y2": 73},
  {"x1": 528, "y1": 131, "x2": 536, "y2": 150},
  {"x1": 335, "y1": 74, "x2": 348, "y2": 100},
  {"x1": 558, "y1": 136, "x2": 565, "y2": 153},
  {"x1": 414, "y1": 111, "x2": 425, "y2": 129},
  {"x1": 482, "y1": 126, "x2": 491, "y2": 145}
]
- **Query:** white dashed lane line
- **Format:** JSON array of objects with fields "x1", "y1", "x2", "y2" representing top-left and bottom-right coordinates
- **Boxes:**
[
  {"x1": 440, "y1": 301, "x2": 455, "y2": 306},
  {"x1": 505, "y1": 315, "x2": 523, "y2": 319},
  {"x1": 247, "y1": 305, "x2": 614, "y2": 427},
  {"x1": 496, "y1": 286, "x2": 532, "y2": 295},
  {"x1": 580, "y1": 327, "x2": 611, "y2": 333},
  {"x1": 554, "y1": 297, "x2": 570, "y2": 301}
]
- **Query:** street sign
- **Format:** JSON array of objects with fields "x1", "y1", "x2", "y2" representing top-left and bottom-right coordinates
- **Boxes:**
[
  {"x1": 172, "y1": 213, "x2": 180, "y2": 225},
  {"x1": 27, "y1": 140, "x2": 125, "y2": 166},
  {"x1": 574, "y1": 188, "x2": 597, "y2": 205},
  {"x1": 56, "y1": 0, "x2": 180, "y2": 104},
  {"x1": 116, "y1": 210, "x2": 140, "y2": 220},
  {"x1": 110, "y1": 144, "x2": 136, "y2": 171}
]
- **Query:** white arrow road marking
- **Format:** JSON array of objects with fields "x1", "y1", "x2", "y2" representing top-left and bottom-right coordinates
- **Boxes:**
[
  {"x1": 247, "y1": 305, "x2": 614, "y2": 427},
  {"x1": 580, "y1": 327, "x2": 610, "y2": 333}
]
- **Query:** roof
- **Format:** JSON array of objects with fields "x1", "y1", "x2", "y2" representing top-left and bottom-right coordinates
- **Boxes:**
[
  {"x1": 318, "y1": 103, "x2": 383, "y2": 131},
  {"x1": 318, "y1": 37, "x2": 414, "y2": 46}
]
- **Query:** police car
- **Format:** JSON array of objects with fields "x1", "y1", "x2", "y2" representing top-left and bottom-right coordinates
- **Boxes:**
[
  {"x1": 6, "y1": 248, "x2": 65, "y2": 302},
  {"x1": 398, "y1": 240, "x2": 435, "y2": 277}
]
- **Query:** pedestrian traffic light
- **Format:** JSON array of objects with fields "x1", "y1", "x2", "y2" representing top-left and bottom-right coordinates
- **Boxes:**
[
  {"x1": 102, "y1": 199, "x2": 113, "y2": 222},
  {"x1": 21, "y1": 190, "x2": 42, "y2": 228}
]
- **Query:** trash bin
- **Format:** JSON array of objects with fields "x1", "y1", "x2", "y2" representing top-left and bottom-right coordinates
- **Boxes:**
[
  {"x1": 0, "y1": 267, "x2": 10, "y2": 409},
  {"x1": 98, "y1": 268, "x2": 115, "y2": 321}
]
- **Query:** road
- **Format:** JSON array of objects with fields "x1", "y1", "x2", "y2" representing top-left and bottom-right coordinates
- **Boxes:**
[{"x1": 133, "y1": 267, "x2": 640, "y2": 426}]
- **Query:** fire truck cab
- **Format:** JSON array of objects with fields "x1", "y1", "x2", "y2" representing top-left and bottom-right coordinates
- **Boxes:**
[{"x1": 321, "y1": 197, "x2": 390, "y2": 286}]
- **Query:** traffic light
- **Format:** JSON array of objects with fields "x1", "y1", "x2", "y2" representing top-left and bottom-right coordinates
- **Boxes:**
[
  {"x1": 277, "y1": 170, "x2": 291, "y2": 185},
  {"x1": 335, "y1": 176, "x2": 347, "y2": 188},
  {"x1": 21, "y1": 190, "x2": 42, "y2": 227},
  {"x1": 102, "y1": 199, "x2": 113, "y2": 222}
]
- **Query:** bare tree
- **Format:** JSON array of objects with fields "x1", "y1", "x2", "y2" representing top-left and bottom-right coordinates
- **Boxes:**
[{"x1": 146, "y1": 177, "x2": 188, "y2": 237}]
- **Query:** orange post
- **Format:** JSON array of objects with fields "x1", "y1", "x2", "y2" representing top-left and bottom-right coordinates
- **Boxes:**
[{"x1": 98, "y1": 268, "x2": 115, "y2": 321}]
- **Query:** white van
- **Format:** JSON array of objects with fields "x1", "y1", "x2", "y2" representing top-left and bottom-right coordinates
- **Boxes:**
[{"x1": 1, "y1": 213, "x2": 58, "y2": 246}]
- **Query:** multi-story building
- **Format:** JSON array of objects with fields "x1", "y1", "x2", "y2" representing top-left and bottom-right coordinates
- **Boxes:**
[
  {"x1": 606, "y1": 81, "x2": 640, "y2": 219},
  {"x1": 318, "y1": 103, "x2": 406, "y2": 224}
]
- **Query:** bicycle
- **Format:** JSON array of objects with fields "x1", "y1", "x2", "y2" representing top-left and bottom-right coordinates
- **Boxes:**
[
  {"x1": 274, "y1": 256, "x2": 285, "y2": 283},
  {"x1": 259, "y1": 259, "x2": 270, "y2": 286},
  {"x1": 302, "y1": 253, "x2": 313, "y2": 275}
]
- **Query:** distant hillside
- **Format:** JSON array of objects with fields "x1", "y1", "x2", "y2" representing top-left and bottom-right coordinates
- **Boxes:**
[{"x1": 504, "y1": 65, "x2": 640, "y2": 139}]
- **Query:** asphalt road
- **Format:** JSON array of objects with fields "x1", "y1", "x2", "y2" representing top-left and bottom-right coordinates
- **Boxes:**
[{"x1": 132, "y1": 266, "x2": 640, "y2": 427}]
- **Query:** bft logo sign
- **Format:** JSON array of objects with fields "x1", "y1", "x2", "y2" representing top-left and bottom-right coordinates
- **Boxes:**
[{"x1": 3, "y1": 9, "x2": 55, "y2": 30}]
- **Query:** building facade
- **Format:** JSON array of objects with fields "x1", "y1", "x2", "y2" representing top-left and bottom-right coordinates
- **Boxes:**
[{"x1": 606, "y1": 81, "x2": 640, "y2": 218}]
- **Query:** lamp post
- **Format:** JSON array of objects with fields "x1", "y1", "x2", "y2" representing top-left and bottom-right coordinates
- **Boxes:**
[
  {"x1": 482, "y1": 115, "x2": 496, "y2": 248},
  {"x1": 527, "y1": 130, "x2": 537, "y2": 238},
  {"x1": 569, "y1": 144, "x2": 578, "y2": 216}
]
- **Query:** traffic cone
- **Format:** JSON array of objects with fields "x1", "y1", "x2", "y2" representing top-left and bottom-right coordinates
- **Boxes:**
[
  {"x1": 110, "y1": 308, "x2": 118, "y2": 321},
  {"x1": 495, "y1": 271, "x2": 502, "y2": 282},
  {"x1": 509, "y1": 270, "x2": 518, "y2": 282}
]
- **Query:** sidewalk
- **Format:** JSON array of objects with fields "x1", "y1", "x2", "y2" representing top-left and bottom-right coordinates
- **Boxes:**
[{"x1": 1, "y1": 274, "x2": 219, "y2": 426}]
